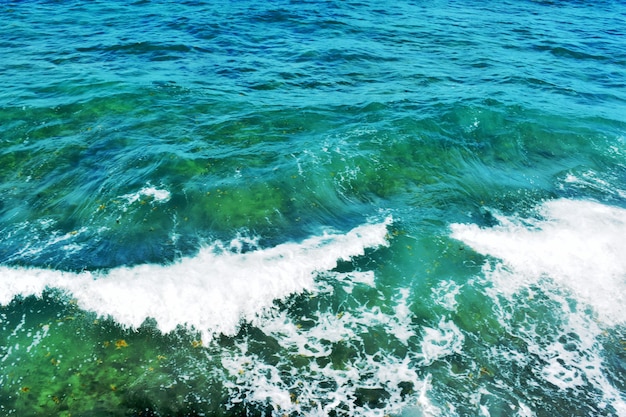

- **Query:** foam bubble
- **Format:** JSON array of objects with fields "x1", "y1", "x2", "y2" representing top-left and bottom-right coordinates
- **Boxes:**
[
  {"x1": 431, "y1": 280, "x2": 461, "y2": 312},
  {"x1": 450, "y1": 198, "x2": 626, "y2": 326},
  {"x1": 0, "y1": 217, "x2": 391, "y2": 343},
  {"x1": 119, "y1": 184, "x2": 171, "y2": 207},
  {"x1": 419, "y1": 318, "x2": 464, "y2": 366}
]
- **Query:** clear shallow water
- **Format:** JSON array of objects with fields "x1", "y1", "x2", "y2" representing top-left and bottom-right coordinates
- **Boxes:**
[{"x1": 1, "y1": 1, "x2": 625, "y2": 416}]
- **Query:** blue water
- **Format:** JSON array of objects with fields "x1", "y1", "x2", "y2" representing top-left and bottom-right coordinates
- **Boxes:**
[{"x1": 1, "y1": 1, "x2": 625, "y2": 416}]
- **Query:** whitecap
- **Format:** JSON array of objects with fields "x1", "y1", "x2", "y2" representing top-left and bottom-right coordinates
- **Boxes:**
[
  {"x1": 119, "y1": 184, "x2": 171, "y2": 206},
  {"x1": 450, "y1": 198, "x2": 626, "y2": 414},
  {"x1": 0, "y1": 217, "x2": 391, "y2": 344},
  {"x1": 450, "y1": 198, "x2": 626, "y2": 326}
]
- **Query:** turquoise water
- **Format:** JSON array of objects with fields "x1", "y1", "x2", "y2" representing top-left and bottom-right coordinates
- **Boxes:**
[{"x1": 1, "y1": 1, "x2": 625, "y2": 416}]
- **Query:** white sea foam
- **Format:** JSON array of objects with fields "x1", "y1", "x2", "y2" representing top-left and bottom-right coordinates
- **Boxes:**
[
  {"x1": 224, "y1": 301, "x2": 435, "y2": 417},
  {"x1": 432, "y1": 280, "x2": 461, "y2": 312},
  {"x1": 119, "y1": 184, "x2": 171, "y2": 207},
  {"x1": 450, "y1": 198, "x2": 626, "y2": 414},
  {"x1": 419, "y1": 318, "x2": 465, "y2": 366},
  {"x1": 219, "y1": 273, "x2": 451, "y2": 417},
  {"x1": 0, "y1": 217, "x2": 391, "y2": 343},
  {"x1": 450, "y1": 198, "x2": 626, "y2": 326},
  {"x1": 561, "y1": 170, "x2": 626, "y2": 200}
]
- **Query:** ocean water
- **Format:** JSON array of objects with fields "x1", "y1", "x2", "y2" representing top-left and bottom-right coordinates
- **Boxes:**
[{"x1": 1, "y1": 0, "x2": 625, "y2": 416}]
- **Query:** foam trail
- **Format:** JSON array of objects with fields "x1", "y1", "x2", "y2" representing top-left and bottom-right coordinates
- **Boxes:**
[
  {"x1": 451, "y1": 198, "x2": 626, "y2": 326},
  {"x1": 0, "y1": 218, "x2": 391, "y2": 342}
]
